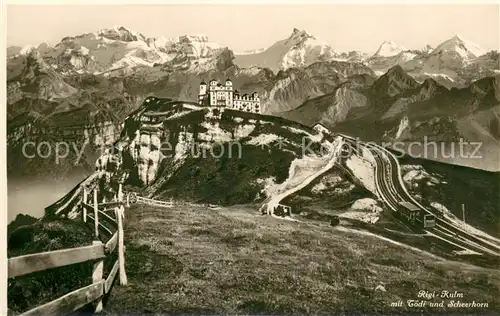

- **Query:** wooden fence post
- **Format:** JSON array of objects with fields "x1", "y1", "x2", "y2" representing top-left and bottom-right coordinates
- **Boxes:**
[
  {"x1": 115, "y1": 206, "x2": 128, "y2": 285},
  {"x1": 118, "y1": 183, "x2": 123, "y2": 203},
  {"x1": 93, "y1": 188, "x2": 99, "y2": 238},
  {"x1": 82, "y1": 186, "x2": 88, "y2": 223},
  {"x1": 83, "y1": 186, "x2": 88, "y2": 203},
  {"x1": 92, "y1": 240, "x2": 104, "y2": 312}
]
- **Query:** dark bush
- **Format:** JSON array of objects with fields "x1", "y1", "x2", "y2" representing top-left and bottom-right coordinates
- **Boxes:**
[
  {"x1": 7, "y1": 217, "x2": 106, "y2": 314},
  {"x1": 330, "y1": 216, "x2": 340, "y2": 226}
]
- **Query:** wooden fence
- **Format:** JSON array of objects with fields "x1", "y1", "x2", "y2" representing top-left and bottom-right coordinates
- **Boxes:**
[
  {"x1": 8, "y1": 180, "x2": 132, "y2": 315},
  {"x1": 136, "y1": 196, "x2": 173, "y2": 208}
]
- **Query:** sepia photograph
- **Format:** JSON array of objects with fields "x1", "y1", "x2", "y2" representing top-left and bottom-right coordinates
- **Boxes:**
[{"x1": 3, "y1": 1, "x2": 500, "y2": 315}]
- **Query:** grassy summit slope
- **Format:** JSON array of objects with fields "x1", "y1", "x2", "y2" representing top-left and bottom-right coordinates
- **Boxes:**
[{"x1": 104, "y1": 203, "x2": 500, "y2": 314}]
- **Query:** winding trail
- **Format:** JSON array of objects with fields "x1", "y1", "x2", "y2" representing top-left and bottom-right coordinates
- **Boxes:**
[{"x1": 261, "y1": 137, "x2": 344, "y2": 215}]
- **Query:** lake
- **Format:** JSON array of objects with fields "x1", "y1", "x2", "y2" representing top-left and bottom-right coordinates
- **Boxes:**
[{"x1": 7, "y1": 174, "x2": 89, "y2": 223}]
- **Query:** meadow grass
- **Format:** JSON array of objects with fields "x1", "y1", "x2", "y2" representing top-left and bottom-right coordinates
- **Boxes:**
[{"x1": 103, "y1": 203, "x2": 500, "y2": 314}]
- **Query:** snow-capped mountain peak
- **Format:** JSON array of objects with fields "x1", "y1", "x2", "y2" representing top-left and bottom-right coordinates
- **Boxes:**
[
  {"x1": 233, "y1": 28, "x2": 338, "y2": 72},
  {"x1": 420, "y1": 44, "x2": 434, "y2": 54},
  {"x1": 9, "y1": 25, "x2": 232, "y2": 76},
  {"x1": 285, "y1": 28, "x2": 328, "y2": 50},
  {"x1": 373, "y1": 41, "x2": 408, "y2": 57},
  {"x1": 19, "y1": 44, "x2": 38, "y2": 55},
  {"x1": 431, "y1": 34, "x2": 485, "y2": 59},
  {"x1": 168, "y1": 34, "x2": 224, "y2": 60},
  {"x1": 288, "y1": 28, "x2": 313, "y2": 42},
  {"x1": 235, "y1": 48, "x2": 266, "y2": 55},
  {"x1": 146, "y1": 36, "x2": 169, "y2": 49},
  {"x1": 281, "y1": 28, "x2": 338, "y2": 69},
  {"x1": 97, "y1": 25, "x2": 147, "y2": 42}
]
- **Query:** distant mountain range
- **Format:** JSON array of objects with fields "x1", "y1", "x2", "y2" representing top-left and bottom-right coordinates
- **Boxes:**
[
  {"x1": 281, "y1": 66, "x2": 499, "y2": 143},
  {"x1": 6, "y1": 26, "x2": 500, "y2": 172},
  {"x1": 280, "y1": 66, "x2": 499, "y2": 170},
  {"x1": 8, "y1": 26, "x2": 498, "y2": 86}
]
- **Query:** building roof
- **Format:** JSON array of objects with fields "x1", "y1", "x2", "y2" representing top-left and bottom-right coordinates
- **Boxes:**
[
  {"x1": 200, "y1": 81, "x2": 207, "y2": 85},
  {"x1": 225, "y1": 78, "x2": 232, "y2": 82}
]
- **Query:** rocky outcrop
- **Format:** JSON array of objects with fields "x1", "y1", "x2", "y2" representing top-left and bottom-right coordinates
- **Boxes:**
[
  {"x1": 303, "y1": 60, "x2": 375, "y2": 93},
  {"x1": 279, "y1": 82, "x2": 368, "y2": 127},
  {"x1": 15, "y1": 50, "x2": 78, "y2": 100},
  {"x1": 368, "y1": 51, "x2": 420, "y2": 75},
  {"x1": 381, "y1": 78, "x2": 448, "y2": 119},
  {"x1": 171, "y1": 35, "x2": 224, "y2": 59},
  {"x1": 459, "y1": 51, "x2": 500, "y2": 85},
  {"x1": 262, "y1": 68, "x2": 322, "y2": 113},
  {"x1": 325, "y1": 85, "x2": 369, "y2": 123},
  {"x1": 119, "y1": 103, "x2": 270, "y2": 186},
  {"x1": 8, "y1": 117, "x2": 123, "y2": 147},
  {"x1": 372, "y1": 65, "x2": 419, "y2": 98},
  {"x1": 90, "y1": 97, "x2": 331, "y2": 206}
]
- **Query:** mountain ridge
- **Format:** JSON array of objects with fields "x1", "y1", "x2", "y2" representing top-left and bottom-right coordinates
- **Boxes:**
[
  {"x1": 281, "y1": 66, "x2": 499, "y2": 150},
  {"x1": 6, "y1": 26, "x2": 500, "y2": 172},
  {"x1": 8, "y1": 26, "x2": 497, "y2": 85}
]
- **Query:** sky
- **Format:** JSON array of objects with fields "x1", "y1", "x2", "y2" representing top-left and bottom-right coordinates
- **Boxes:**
[{"x1": 6, "y1": 3, "x2": 500, "y2": 54}]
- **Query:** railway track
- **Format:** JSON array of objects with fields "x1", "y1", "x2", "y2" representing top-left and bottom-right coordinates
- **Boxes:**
[
  {"x1": 384, "y1": 149, "x2": 500, "y2": 256},
  {"x1": 340, "y1": 134, "x2": 500, "y2": 257},
  {"x1": 434, "y1": 218, "x2": 500, "y2": 256}
]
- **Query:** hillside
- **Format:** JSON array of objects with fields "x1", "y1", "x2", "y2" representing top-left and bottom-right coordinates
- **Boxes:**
[
  {"x1": 85, "y1": 97, "x2": 339, "y2": 209},
  {"x1": 7, "y1": 106, "x2": 126, "y2": 180},
  {"x1": 397, "y1": 156, "x2": 500, "y2": 238},
  {"x1": 8, "y1": 96, "x2": 500, "y2": 314},
  {"x1": 7, "y1": 214, "x2": 37, "y2": 236},
  {"x1": 112, "y1": 58, "x2": 373, "y2": 114},
  {"x1": 102, "y1": 203, "x2": 500, "y2": 314},
  {"x1": 280, "y1": 67, "x2": 500, "y2": 169},
  {"x1": 47, "y1": 95, "x2": 500, "y2": 249}
]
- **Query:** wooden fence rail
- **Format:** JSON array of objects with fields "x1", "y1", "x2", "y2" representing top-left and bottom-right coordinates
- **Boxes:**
[
  {"x1": 136, "y1": 196, "x2": 173, "y2": 208},
  {"x1": 8, "y1": 175, "x2": 129, "y2": 316},
  {"x1": 83, "y1": 203, "x2": 118, "y2": 228},
  {"x1": 87, "y1": 214, "x2": 114, "y2": 236},
  {"x1": 21, "y1": 281, "x2": 105, "y2": 316},
  {"x1": 8, "y1": 243, "x2": 105, "y2": 278},
  {"x1": 105, "y1": 232, "x2": 118, "y2": 254}
]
